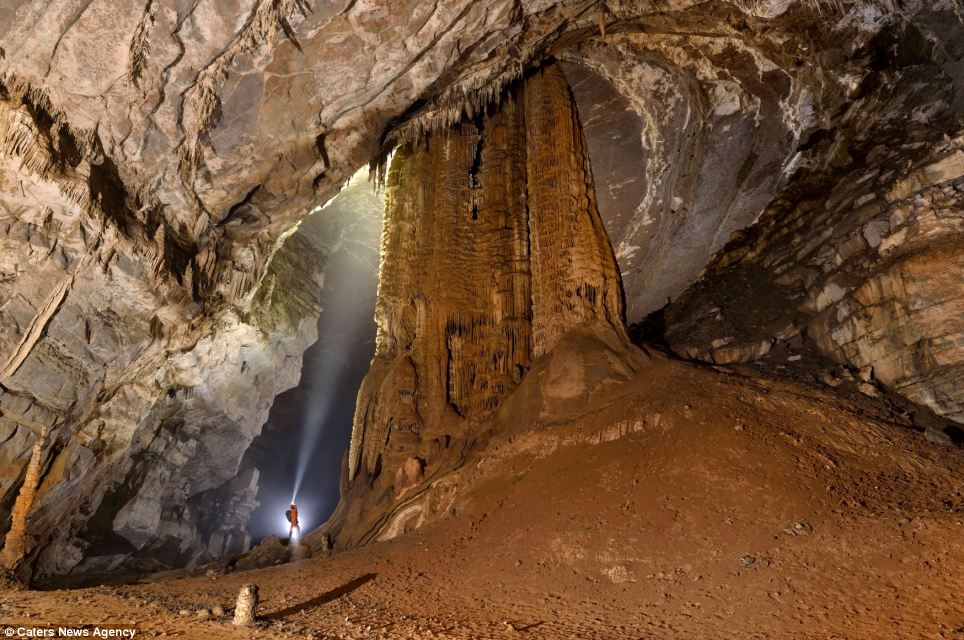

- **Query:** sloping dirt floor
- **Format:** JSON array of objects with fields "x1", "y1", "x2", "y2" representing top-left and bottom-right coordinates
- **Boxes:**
[{"x1": 2, "y1": 355, "x2": 962, "y2": 639}]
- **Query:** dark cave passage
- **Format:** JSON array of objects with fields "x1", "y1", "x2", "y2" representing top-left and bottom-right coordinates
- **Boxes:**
[
  {"x1": 241, "y1": 171, "x2": 383, "y2": 542},
  {"x1": 0, "y1": 7, "x2": 962, "y2": 638}
]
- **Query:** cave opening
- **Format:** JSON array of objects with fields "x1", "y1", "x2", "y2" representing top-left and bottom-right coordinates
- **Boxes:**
[
  {"x1": 1, "y1": 0, "x2": 963, "y2": 634},
  {"x1": 240, "y1": 169, "x2": 384, "y2": 543}
]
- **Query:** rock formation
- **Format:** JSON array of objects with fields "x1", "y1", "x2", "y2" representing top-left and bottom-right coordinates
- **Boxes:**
[
  {"x1": 334, "y1": 63, "x2": 628, "y2": 545},
  {"x1": 232, "y1": 583, "x2": 259, "y2": 626},
  {"x1": 1, "y1": 426, "x2": 47, "y2": 570},
  {"x1": 660, "y1": 139, "x2": 964, "y2": 427},
  {"x1": 0, "y1": 113, "x2": 353, "y2": 578},
  {"x1": 560, "y1": 5, "x2": 963, "y2": 323},
  {"x1": 0, "y1": 0, "x2": 961, "y2": 579}
]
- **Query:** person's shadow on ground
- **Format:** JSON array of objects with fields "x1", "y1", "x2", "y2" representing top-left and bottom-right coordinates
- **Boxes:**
[{"x1": 265, "y1": 573, "x2": 377, "y2": 619}]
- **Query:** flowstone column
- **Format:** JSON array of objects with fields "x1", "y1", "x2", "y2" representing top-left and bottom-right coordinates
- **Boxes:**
[
  {"x1": 349, "y1": 97, "x2": 534, "y2": 486},
  {"x1": 523, "y1": 64, "x2": 627, "y2": 356},
  {"x1": 1, "y1": 426, "x2": 48, "y2": 570},
  {"x1": 338, "y1": 63, "x2": 627, "y2": 544}
]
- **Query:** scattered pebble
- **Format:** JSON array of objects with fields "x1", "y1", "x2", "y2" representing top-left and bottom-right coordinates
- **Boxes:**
[
  {"x1": 785, "y1": 522, "x2": 813, "y2": 536},
  {"x1": 739, "y1": 554, "x2": 772, "y2": 569}
]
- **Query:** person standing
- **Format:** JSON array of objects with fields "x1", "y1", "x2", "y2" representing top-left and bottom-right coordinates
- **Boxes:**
[{"x1": 286, "y1": 503, "x2": 300, "y2": 540}]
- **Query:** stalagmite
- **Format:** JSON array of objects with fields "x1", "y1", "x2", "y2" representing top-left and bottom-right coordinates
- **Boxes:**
[
  {"x1": 1, "y1": 426, "x2": 49, "y2": 570},
  {"x1": 233, "y1": 584, "x2": 259, "y2": 626},
  {"x1": 340, "y1": 63, "x2": 628, "y2": 543}
]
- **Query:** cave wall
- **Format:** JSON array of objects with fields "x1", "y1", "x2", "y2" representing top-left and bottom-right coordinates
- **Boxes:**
[
  {"x1": 562, "y1": 36, "x2": 806, "y2": 321},
  {"x1": 333, "y1": 63, "x2": 627, "y2": 546},
  {"x1": 0, "y1": 92, "x2": 338, "y2": 576},
  {"x1": 648, "y1": 4, "x2": 964, "y2": 428},
  {"x1": 662, "y1": 136, "x2": 964, "y2": 426},
  {"x1": 0, "y1": 0, "x2": 962, "y2": 579},
  {"x1": 561, "y1": 1, "x2": 963, "y2": 322}
]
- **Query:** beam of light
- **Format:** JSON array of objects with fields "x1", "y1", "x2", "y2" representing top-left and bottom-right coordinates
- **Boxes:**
[
  {"x1": 289, "y1": 319, "x2": 371, "y2": 503},
  {"x1": 289, "y1": 166, "x2": 383, "y2": 508},
  {"x1": 289, "y1": 371, "x2": 330, "y2": 504}
]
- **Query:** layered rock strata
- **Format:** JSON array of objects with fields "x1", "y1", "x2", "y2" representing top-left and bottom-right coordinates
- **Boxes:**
[
  {"x1": 333, "y1": 64, "x2": 627, "y2": 545},
  {"x1": 661, "y1": 137, "x2": 964, "y2": 426},
  {"x1": 0, "y1": 0, "x2": 961, "y2": 579}
]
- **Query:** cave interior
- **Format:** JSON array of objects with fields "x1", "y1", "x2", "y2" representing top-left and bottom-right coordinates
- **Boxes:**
[{"x1": 0, "y1": 0, "x2": 963, "y2": 636}]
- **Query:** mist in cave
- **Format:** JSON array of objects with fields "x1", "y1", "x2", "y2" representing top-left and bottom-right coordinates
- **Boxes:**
[
  {"x1": 2, "y1": 2, "x2": 962, "y2": 635},
  {"x1": 242, "y1": 172, "x2": 383, "y2": 541}
]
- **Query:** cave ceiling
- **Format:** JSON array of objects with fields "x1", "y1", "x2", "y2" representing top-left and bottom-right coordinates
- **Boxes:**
[{"x1": 0, "y1": 0, "x2": 961, "y2": 579}]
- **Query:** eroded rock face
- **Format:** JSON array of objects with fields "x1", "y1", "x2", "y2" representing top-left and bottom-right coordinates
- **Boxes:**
[
  {"x1": 635, "y1": 0, "x2": 964, "y2": 422},
  {"x1": 332, "y1": 64, "x2": 627, "y2": 546},
  {"x1": 0, "y1": 0, "x2": 961, "y2": 578},
  {"x1": 0, "y1": 114, "x2": 341, "y2": 578},
  {"x1": 561, "y1": 2, "x2": 963, "y2": 321},
  {"x1": 662, "y1": 138, "x2": 964, "y2": 425}
]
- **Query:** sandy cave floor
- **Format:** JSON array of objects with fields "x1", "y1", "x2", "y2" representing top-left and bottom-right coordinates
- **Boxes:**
[{"x1": 2, "y1": 354, "x2": 963, "y2": 640}]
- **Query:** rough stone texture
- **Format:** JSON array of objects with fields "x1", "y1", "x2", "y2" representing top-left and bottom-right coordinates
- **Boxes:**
[
  {"x1": 524, "y1": 64, "x2": 626, "y2": 355},
  {"x1": 333, "y1": 64, "x2": 627, "y2": 547},
  {"x1": 232, "y1": 583, "x2": 259, "y2": 626},
  {"x1": 1, "y1": 426, "x2": 47, "y2": 570},
  {"x1": 662, "y1": 138, "x2": 964, "y2": 425},
  {"x1": 0, "y1": 115, "x2": 338, "y2": 579},
  {"x1": 196, "y1": 467, "x2": 261, "y2": 560},
  {"x1": 0, "y1": 0, "x2": 962, "y2": 579},
  {"x1": 560, "y1": 2, "x2": 963, "y2": 321}
]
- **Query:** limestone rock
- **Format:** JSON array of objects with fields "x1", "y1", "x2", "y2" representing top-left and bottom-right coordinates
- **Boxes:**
[
  {"x1": 663, "y1": 138, "x2": 964, "y2": 425},
  {"x1": 334, "y1": 64, "x2": 628, "y2": 546},
  {"x1": 233, "y1": 584, "x2": 259, "y2": 627},
  {"x1": 0, "y1": 0, "x2": 961, "y2": 579}
]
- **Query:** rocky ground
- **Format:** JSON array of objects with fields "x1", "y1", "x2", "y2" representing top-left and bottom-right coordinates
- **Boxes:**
[
  {"x1": 2, "y1": 0, "x2": 961, "y2": 578},
  {"x1": 2, "y1": 352, "x2": 961, "y2": 639}
]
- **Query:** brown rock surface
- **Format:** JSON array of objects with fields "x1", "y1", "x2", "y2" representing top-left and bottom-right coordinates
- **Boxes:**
[
  {"x1": 662, "y1": 136, "x2": 964, "y2": 426},
  {"x1": 336, "y1": 63, "x2": 628, "y2": 546},
  {"x1": 0, "y1": 0, "x2": 961, "y2": 581}
]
